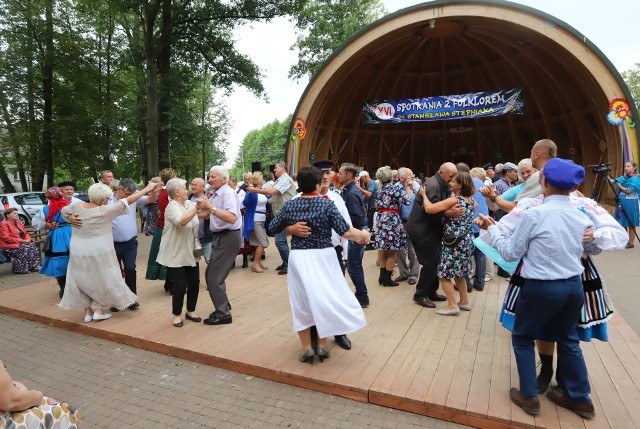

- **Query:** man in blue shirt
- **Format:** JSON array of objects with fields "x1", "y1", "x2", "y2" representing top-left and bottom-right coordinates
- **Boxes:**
[
  {"x1": 339, "y1": 163, "x2": 370, "y2": 308},
  {"x1": 476, "y1": 158, "x2": 596, "y2": 419},
  {"x1": 467, "y1": 167, "x2": 489, "y2": 291}
]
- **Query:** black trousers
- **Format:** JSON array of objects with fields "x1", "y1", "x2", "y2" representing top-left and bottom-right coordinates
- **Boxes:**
[
  {"x1": 167, "y1": 265, "x2": 200, "y2": 316},
  {"x1": 411, "y1": 239, "x2": 442, "y2": 299},
  {"x1": 114, "y1": 237, "x2": 138, "y2": 294}
]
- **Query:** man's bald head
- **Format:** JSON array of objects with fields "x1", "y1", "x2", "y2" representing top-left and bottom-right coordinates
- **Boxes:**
[
  {"x1": 531, "y1": 139, "x2": 557, "y2": 169},
  {"x1": 438, "y1": 162, "x2": 457, "y2": 184}
]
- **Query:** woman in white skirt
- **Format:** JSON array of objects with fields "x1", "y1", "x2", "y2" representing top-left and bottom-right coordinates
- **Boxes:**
[
  {"x1": 268, "y1": 166, "x2": 370, "y2": 364},
  {"x1": 59, "y1": 182, "x2": 158, "y2": 322}
]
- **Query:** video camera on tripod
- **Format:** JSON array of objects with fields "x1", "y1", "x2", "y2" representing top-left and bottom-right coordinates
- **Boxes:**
[{"x1": 587, "y1": 162, "x2": 612, "y2": 175}]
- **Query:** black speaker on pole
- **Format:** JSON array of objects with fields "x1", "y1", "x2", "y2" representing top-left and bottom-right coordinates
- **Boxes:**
[{"x1": 251, "y1": 162, "x2": 262, "y2": 173}]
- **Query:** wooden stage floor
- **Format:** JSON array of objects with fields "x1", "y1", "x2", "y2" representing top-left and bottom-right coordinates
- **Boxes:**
[{"x1": 1, "y1": 250, "x2": 639, "y2": 429}]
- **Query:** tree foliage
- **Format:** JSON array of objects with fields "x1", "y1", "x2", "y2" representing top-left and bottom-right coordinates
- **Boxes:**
[
  {"x1": 0, "y1": 0, "x2": 303, "y2": 191},
  {"x1": 622, "y1": 63, "x2": 640, "y2": 110},
  {"x1": 230, "y1": 115, "x2": 292, "y2": 179},
  {"x1": 288, "y1": 0, "x2": 386, "y2": 81}
]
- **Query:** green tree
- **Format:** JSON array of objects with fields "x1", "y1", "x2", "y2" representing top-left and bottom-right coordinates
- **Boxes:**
[
  {"x1": 288, "y1": 0, "x2": 386, "y2": 81},
  {"x1": 231, "y1": 115, "x2": 292, "y2": 178},
  {"x1": 622, "y1": 63, "x2": 640, "y2": 110}
]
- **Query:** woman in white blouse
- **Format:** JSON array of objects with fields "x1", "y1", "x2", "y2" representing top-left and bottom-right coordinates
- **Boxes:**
[{"x1": 157, "y1": 178, "x2": 202, "y2": 328}]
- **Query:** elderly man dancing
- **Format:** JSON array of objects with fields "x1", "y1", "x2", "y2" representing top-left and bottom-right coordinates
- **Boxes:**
[{"x1": 476, "y1": 158, "x2": 597, "y2": 418}]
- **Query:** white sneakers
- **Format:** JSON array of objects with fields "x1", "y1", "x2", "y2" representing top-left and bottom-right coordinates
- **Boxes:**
[
  {"x1": 92, "y1": 313, "x2": 112, "y2": 322},
  {"x1": 83, "y1": 314, "x2": 93, "y2": 323}
]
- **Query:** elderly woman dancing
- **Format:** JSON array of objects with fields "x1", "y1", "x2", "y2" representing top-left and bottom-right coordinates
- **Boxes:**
[
  {"x1": 0, "y1": 208, "x2": 41, "y2": 273},
  {"x1": 242, "y1": 171, "x2": 270, "y2": 273},
  {"x1": 157, "y1": 178, "x2": 202, "y2": 328},
  {"x1": 373, "y1": 166, "x2": 412, "y2": 286},
  {"x1": 268, "y1": 166, "x2": 370, "y2": 364},
  {"x1": 59, "y1": 181, "x2": 158, "y2": 322}
]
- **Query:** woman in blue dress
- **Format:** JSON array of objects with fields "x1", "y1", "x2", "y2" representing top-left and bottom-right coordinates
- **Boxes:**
[
  {"x1": 36, "y1": 184, "x2": 75, "y2": 297},
  {"x1": 609, "y1": 161, "x2": 640, "y2": 248}
]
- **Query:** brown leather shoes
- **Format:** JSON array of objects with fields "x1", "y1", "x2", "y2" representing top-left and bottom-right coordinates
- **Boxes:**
[
  {"x1": 547, "y1": 389, "x2": 595, "y2": 418},
  {"x1": 413, "y1": 296, "x2": 436, "y2": 308},
  {"x1": 408, "y1": 278, "x2": 417, "y2": 285},
  {"x1": 510, "y1": 388, "x2": 540, "y2": 416}
]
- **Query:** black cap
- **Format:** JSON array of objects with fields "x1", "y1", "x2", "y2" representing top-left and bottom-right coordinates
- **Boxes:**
[
  {"x1": 312, "y1": 159, "x2": 334, "y2": 171},
  {"x1": 57, "y1": 181, "x2": 76, "y2": 188},
  {"x1": 482, "y1": 163, "x2": 493, "y2": 170}
]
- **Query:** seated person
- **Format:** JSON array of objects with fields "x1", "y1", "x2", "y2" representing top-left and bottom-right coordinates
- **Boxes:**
[{"x1": 0, "y1": 359, "x2": 82, "y2": 427}]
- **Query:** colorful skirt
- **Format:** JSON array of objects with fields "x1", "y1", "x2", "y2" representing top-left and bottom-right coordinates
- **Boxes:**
[
  {"x1": 0, "y1": 397, "x2": 82, "y2": 428},
  {"x1": 5, "y1": 243, "x2": 41, "y2": 274},
  {"x1": 499, "y1": 257, "x2": 613, "y2": 341}
]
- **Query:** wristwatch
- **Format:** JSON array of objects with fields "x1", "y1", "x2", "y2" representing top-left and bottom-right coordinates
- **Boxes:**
[
  {"x1": 209, "y1": 207, "x2": 217, "y2": 215},
  {"x1": 490, "y1": 196, "x2": 497, "y2": 203}
]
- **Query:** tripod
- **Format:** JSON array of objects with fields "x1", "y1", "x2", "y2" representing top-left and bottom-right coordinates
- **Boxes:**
[{"x1": 591, "y1": 171, "x2": 640, "y2": 244}]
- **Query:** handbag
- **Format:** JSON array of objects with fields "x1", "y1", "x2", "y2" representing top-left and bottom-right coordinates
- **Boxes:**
[
  {"x1": 43, "y1": 232, "x2": 53, "y2": 256},
  {"x1": 442, "y1": 234, "x2": 462, "y2": 247},
  {"x1": 193, "y1": 237, "x2": 204, "y2": 258}
]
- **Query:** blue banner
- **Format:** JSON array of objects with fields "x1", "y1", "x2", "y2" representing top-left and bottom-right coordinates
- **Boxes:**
[{"x1": 362, "y1": 88, "x2": 523, "y2": 124}]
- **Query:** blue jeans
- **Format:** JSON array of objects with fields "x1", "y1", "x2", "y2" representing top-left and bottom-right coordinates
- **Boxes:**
[
  {"x1": 512, "y1": 276, "x2": 590, "y2": 402},
  {"x1": 347, "y1": 238, "x2": 368, "y2": 303},
  {"x1": 275, "y1": 230, "x2": 289, "y2": 269}
]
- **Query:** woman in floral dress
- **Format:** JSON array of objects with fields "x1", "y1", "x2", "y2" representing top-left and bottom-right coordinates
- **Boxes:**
[
  {"x1": 373, "y1": 166, "x2": 412, "y2": 286},
  {"x1": 420, "y1": 172, "x2": 477, "y2": 315}
]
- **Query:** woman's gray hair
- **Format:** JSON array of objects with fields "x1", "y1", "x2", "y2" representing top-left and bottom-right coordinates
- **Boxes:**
[
  {"x1": 88, "y1": 183, "x2": 113, "y2": 204},
  {"x1": 209, "y1": 165, "x2": 229, "y2": 181},
  {"x1": 376, "y1": 166, "x2": 393, "y2": 184},
  {"x1": 166, "y1": 177, "x2": 187, "y2": 198},
  {"x1": 109, "y1": 179, "x2": 120, "y2": 192},
  {"x1": 517, "y1": 158, "x2": 533, "y2": 182}
]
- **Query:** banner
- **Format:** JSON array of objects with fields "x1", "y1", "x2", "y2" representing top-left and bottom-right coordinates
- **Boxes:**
[{"x1": 362, "y1": 88, "x2": 523, "y2": 124}]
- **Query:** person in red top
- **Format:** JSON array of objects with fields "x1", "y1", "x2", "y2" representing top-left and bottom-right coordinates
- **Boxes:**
[
  {"x1": 145, "y1": 168, "x2": 176, "y2": 293},
  {"x1": 0, "y1": 208, "x2": 41, "y2": 273}
]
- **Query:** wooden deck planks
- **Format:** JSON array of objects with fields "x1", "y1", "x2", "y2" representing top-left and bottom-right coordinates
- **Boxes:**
[{"x1": 1, "y1": 248, "x2": 639, "y2": 428}]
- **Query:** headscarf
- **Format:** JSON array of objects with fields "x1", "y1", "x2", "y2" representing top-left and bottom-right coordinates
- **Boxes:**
[
  {"x1": 45, "y1": 186, "x2": 69, "y2": 222},
  {"x1": 615, "y1": 174, "x2": 640, "y2": 194}
]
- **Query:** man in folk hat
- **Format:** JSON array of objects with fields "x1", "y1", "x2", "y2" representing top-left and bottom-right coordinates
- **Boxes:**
[
  {"x1": 482, "y1": 163, "x2": 495, "y2": 186},
  {"x1": 285, "y1": 160, "x2": 354, "y2": 350},
  {"x1": 493, "y1": 162, "x2": 518, "y2": 222},
  {"x1": 476, "y1": 158, "x2": 597, "y2": 419}
]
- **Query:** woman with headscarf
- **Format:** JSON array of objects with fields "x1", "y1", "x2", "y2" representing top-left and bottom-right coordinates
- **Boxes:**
[
  {"x1": 36, "y1": 184, "x2": 74, "y2": 297},
  {"x1": 0, "y1": 208, "x2": 41, "y2": 273}
]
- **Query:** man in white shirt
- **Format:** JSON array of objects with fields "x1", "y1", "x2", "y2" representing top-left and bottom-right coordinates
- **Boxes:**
[
  {"x1": 248, "y1": 161, "x2": 296, "y2": 274},
  {"x1": 111, "y1": 178, "x2": 159, "y2": 309}
]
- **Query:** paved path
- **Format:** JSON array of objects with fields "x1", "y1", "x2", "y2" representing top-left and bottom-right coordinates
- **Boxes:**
[{"x1": 0, "y1": 239, "x2": 637, "y2": 428}]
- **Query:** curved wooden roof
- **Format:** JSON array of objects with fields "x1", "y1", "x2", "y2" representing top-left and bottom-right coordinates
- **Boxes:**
[{"x1": 289, "y1": 0, "x2": 638, "y2": 192}]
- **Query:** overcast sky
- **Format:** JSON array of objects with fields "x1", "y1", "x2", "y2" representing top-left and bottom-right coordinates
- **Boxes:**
[{"x1": 222, "y1": 0, "x2": 640, "y2": 169}]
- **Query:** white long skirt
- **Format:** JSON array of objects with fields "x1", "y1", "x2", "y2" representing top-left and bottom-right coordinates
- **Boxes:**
[{"x1": 288, "y1": 247, "x2": 366, "y2": 338}]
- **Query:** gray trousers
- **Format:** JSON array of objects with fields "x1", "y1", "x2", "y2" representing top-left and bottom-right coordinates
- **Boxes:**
[
  {"x1": 205, "y1": 229, "x2": 241, "y2": 319},
  {"x1": 397, "y1": 222, "x2": 420, "y2": 280}
]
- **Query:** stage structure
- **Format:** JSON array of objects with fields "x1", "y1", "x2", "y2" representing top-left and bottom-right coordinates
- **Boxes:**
[{"x1": 287, "y1": 0, "x2": 639, "y2": 195}]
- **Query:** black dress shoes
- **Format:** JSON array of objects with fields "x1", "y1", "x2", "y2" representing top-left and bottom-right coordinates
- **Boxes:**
[
  {"x1": 335, "y1": 335, "x2": 352, "y2": 350},
  {"x1": 129, "y1": 302, "x2": 139, "y2": 310},
  {"x1": 413, "y1": 296, "x2": 436, "y2": 308},
  {"x1": 203, "y1": 315, "x2": 232, "y2": 325},
  {"x1": 428, "y1": 293, "x2": 447, "y2": 302},
  {"x1": 393, "y1": 276, "x2": 407, "y2": 282},
  {"x1": 185, "y1": 314, "x2": 202, "y2": 323},
  {"x1": 277, "y1": 268, "x2": 288, "y2": 275}
]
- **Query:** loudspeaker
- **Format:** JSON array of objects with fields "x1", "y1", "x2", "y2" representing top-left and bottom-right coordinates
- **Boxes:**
[{"x1": 251, "y1": 162, "x2": 262, "y2": 173}]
